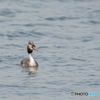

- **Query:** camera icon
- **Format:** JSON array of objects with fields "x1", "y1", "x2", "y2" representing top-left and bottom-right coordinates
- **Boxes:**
[{"x1": 71, "y1": 92, "x2": 75, "y2": 96}]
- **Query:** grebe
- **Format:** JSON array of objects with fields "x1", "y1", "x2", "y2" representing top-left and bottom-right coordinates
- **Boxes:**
[{"x1": 19, "y1": 41, "x2": 38, "y2": 67}]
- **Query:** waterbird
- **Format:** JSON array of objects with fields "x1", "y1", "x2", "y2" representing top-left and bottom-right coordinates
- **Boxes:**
[{"x1": 19, "y1": 41, "x2": 38, "y2": 67}]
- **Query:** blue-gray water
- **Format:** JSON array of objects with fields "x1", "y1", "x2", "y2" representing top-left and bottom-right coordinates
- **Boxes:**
[{"x1": 0, "y1": 0, "x2": 100, "y2": 100}]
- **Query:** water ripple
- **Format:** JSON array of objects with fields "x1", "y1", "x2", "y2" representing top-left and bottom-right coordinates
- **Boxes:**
[
  {"x1": 71, "y1": 58, "x2": 86, "y2": 61},
  {"x1": 94, "y1": 47, "x2": 100, "y2": 51},
  {"x1": 24, "y1": 23, "x2": 50, "y2": 27},
  {"x1": 0, "y1": 84, "x2": 26, "y2": 88},
  {"x1": 81, "y1": 36, "x2": 93, "y2": 42},
  {"x1": 45, "y1": 16, "x2": 79, "y2": 21},
  {"x1": 0, "y1": 8, "x2": 15, "y2": 17},
  {"x1": 30, "y1": 30, "x2": 46, "y2": 36},
  {"x1": 38, "y1": 46, "x2": 48, "y2": 49},
  {"x1": 89, "y1": 20, "x2": 100, "y2": 24},
  {"x1": 0, "y1": 33, "x2": 5, "y2": 36}
]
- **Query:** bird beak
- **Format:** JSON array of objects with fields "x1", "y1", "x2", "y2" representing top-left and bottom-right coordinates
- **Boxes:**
[{"x1": 33, "y1": 47, "x2": 38, "y2": 51}]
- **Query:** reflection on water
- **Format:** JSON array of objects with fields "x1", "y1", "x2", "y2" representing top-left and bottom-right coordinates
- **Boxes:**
[{"x1": 21, "y1": 66, "x2": 38, "y2": 75}]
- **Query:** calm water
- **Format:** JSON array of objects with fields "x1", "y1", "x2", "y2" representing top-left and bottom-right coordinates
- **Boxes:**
[{"x1": 0, "y1": 0, "x2": 100, "y2": 100}]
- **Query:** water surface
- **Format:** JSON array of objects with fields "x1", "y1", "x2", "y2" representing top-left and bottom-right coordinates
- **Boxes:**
[{"x1": 0, "y1": 0, "x2": 100, "y2": 100}]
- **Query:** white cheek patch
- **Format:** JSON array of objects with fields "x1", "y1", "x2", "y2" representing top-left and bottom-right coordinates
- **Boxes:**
[{"x1": 30, "y1": 45, "x2": 33, "y2": 50}]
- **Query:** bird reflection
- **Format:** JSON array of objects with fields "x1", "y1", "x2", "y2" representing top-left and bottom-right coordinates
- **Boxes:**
[{"x1": 21, "y1": 66, "x2": 38, "y2": 75}]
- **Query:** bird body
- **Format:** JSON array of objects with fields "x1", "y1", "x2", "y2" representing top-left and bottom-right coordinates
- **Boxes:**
[{"x1": 19, "y1": 42, "x2": 38, "y2": 67}]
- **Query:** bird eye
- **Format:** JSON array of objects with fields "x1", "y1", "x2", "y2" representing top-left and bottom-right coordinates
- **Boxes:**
[{"x1": 32, "y1": 45, "x2": 35, "y2": 47}]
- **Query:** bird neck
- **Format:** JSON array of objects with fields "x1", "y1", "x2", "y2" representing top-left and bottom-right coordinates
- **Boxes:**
[{"x1": 28, "y1": 53, "x2": 35, "y2": 63}]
